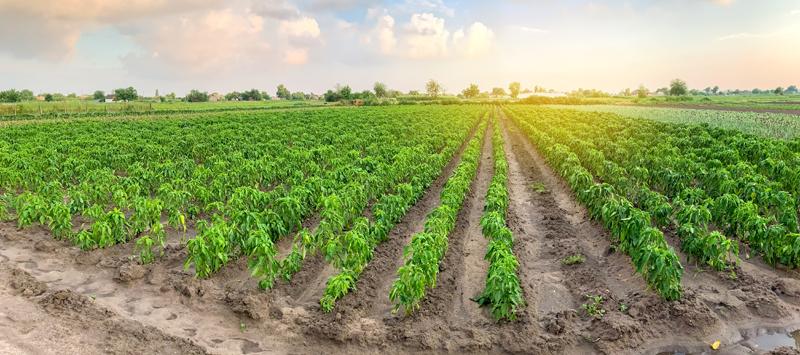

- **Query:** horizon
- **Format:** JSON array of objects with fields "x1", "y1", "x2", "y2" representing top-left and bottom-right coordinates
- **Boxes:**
[{"x1": 1, "y1": 0, "x2": 798, "y2": 95}]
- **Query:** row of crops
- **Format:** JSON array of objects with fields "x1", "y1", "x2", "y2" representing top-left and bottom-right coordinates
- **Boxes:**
[
  {"x1": 506, "y1": 105, "x2": 800, "y2": 300},
  {"x1": 0, "y1": 105, "x2": 528, "y2": 317},
  {"x1": 550, "y1": 105, "x2": 800, "y2": 140}
]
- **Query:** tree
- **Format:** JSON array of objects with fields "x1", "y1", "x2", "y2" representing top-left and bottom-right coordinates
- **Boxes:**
[
  {"x1": 44, "y1": 93, "x2": 54, "y2": 102},
  {"x1": 462, "y1": 84, "x2": 480, "y2": 99},
  {"x1": 508, "y1": 82, "x2": 521, "y2": 99},
  {"x1": 338, "y1": 85, "x2": 352, "y2": 100},
  {"x1": 0, "y1": 89, "x2": 21, "y2": 102},
  {"x1": 275, "y1": 84, "x2": 291, "y2": 99},
  {"x1": 225, "y1": 91, "x2": 241, "y2": 101},
  {"x1": 425, "y1": 79, "x2": 442, "y2": 98},
  {"x1": 752, "y1": 88, "x2": 763, "y2": 94},
  {"x1": 291, "y1": 92, "x2": 305, "y2": 100},
  {"x1": 669, "y1": 79, "x2": 688, "y2": 96},
  {"x1": 114, "y1": 87, "x2": 138, "y2": 101},
  {"x1": 19, "y1": 89, "x2": 34, "y2": 101},
  {"x1": 93, "y1": 90, "x2": 105, "y2": 102},
  {"x1": 774, "y1": 87, "x2": 784, "y2": 95},
  {"x1": 491, "y1": 87, "x2": 507, "y2": 96},
  {"x1": 243, "y1": 89, "x2": 263, "y2": 101},
  {"x1": 786, "y1": 85, "x2": 798, "y2": 94},
  {"x1": 374, "y1": 82, "x2": 387, "y2": 98},
  {"x1": 637, "y1": 85, "x2": 649, "y2": 98},
  {"x1": 185, "y1": 90, "x2": 209, "y2": 102},
  {"x1": 712, "y1": 86, "x2": 719, "y2": 95}
]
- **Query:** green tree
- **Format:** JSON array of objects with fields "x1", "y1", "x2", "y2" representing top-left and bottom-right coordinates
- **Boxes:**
[
  {"x1": 669, "y1": 79, "x2": 688, "y2": 96},
  {"x1": 786, "y1": 85, "x2": 798, "y2": 94},
  {"x1": 508, "y1": 82, "x2": 521, "y2": 99},
  {"x1": 374, "y1": 82, "x2": 387, "y2": 98},
  {"x1": 93, "y1": 90, "x2": 105, "y2": 101},
  {"x1": 114, "y1": 87, "x2": 138, "y2": 101},
  {"x1": 44, "y1": 93, "x2": 54, "y2": 102},
  {"x1": 276, "y1": 84, "x2": 291, "y2": 99},
  {"x1": 290, "y1": 92, "x2": 305, "y2": 100},
  {"x1": 774, "y1": 87, "x2": 784, "y2": 95},
  {"x1": 0, "y1": 89, "x2": 20, "y2": 102},
  {"x1": 491, "y1": 87, "x2": 507, "y2": 96},
  {"x1": 185, "y1": 90, "x2": 209, "y2": 102},
  {"x1": 425, "y1": 79, "x2": 442, "y2": 98},
  {"x1": 461, "y1": 84, "x2": 479, "y2": 99},
  {"x1": 637, "y1": 85, "x2": 649, "y2": 98}
]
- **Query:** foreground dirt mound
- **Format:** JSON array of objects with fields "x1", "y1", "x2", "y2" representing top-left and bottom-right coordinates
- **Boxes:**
[{"x1": 0, "y1": 262, "x2": 206, "y2": 355}]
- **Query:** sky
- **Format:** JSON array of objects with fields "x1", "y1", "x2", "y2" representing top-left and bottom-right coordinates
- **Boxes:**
[{"x1": 0, "y1": 0, "x2": 798, "y2": 95}]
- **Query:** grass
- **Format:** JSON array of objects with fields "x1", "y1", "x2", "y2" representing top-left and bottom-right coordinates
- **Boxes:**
[
  {"x1": 561, "y1": 254, "x2": 585, "y2": 265},
  {"x1": 530, "y1": 182, "x2": 547, "y2": 193}
]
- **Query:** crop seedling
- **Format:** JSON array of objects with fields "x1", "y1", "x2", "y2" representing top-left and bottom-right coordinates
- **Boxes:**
[
  {"x1": 561, "y1": 254, "x2": 585, "y2": 265},
  {"x1": 581, "y1": 294, "x2": 606, "y2": 319}
]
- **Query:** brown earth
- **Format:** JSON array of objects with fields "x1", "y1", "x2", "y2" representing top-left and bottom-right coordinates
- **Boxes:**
[{"x1": 1, "y1": 110, "x2": 800, "y2": 354}]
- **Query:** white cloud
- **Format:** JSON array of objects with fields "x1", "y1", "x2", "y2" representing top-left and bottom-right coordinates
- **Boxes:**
[
  {"x1": 454, "y1": 22, "x2": 494, "y2": 57},
  {"x1": 252, "y1": 0, "x2": 300, "y2": 19},
  {"x1": 284, "y1": 47, "x2": 309, "y2": 64},
  {"x1": 375, "y1": 15, "x2": 398, "y2": 54},
  {"x1": 404, "y1": 13, "x2": 450, "y2": 58},
  {"x1": 717, "y1": 32, "x2": 777, "y2": 40},
  {"x1": 791, "y1": 9, "x2": 800, "y2": 15},
  {"x1": 400, "y1": 0, "x2": 455, "y2": 17},
  {"x1": 709, "y1": 0, "x2": 733, "y2": 5},
  {"x1": 0, "y1": 0, "x2": 221, "y2": 59},
  {"x1": 126, "y1": 9, "x2": 268, "y2": 74},
  {"x1": 514, "y1": 25, "x2": 549, "y2": 34},
  {"x1": 279, "y1": 16, "x2": 321, "y2": 38}
]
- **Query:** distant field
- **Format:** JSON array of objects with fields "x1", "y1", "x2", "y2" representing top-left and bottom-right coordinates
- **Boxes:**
[
  {"x1": 548, "y1": 104, "x2": 800, "y2": 140},
  {"x1": 0, "y1": 99, "x2": 326, "y2": 117},
  {"x1": 625, "y1": 94, "x2": 800, "y2": 111}
]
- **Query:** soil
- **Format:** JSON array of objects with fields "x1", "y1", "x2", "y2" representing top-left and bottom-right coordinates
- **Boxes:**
[{"x1": 2, "y1": 110, "x2": 800, "y2": 354}]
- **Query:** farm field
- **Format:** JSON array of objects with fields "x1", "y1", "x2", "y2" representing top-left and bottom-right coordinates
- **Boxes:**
[
  {"x1": 2, "y1": 104, "x2": 800, "y2": 354},
  {"x1": 549, "y1": 104, "x2": 800, "y2": 140},
  {"x1": 0, "y1": 99, "x2": 326, "y2": 119}
]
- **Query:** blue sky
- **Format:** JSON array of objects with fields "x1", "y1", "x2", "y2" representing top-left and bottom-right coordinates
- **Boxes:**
[{"x1": 0, "y1": 0, "x2": 798, "y2": 96}]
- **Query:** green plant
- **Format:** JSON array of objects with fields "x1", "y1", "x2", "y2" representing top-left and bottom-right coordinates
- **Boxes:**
[
  {"x1": 581, "y1": 294, "x2": 606, "y2": 319},
  {"x1": 530, "y1": 182, "x2": 547, "y2": 193},
  {"x1": 561, "y1": 254, "x2": 585, "y2": 265}
]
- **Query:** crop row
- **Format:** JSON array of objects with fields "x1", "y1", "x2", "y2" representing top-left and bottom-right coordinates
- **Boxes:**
[{"x1": 474, "y1": 110, "x2": 524, "y2": 321}]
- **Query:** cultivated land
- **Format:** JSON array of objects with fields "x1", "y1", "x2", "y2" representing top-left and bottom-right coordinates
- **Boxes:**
[{"x1": 1, "y1": 104, "x2": 800, "y2": 354}]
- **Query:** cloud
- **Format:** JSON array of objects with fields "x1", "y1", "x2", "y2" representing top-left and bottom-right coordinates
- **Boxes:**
[
  {"x1": 404, "y1": 13, "x2": 450, "y2": 58},
  {"x1": 279, "y1": 16, "x2": 321, "y2": 38},
  {"x1": 252, "y1": 0, "x2": 300, "y2": 19},
  {"x1": 514, "y1": 25, "x2": 549, "y2": 34},
  {"x1": 400, "y1": 0, "x2": 455, "y2": 17},
  {"x1": 125, "y1": 9, "x2": 268, "y2": 74},
  {"x1": 717, "y1": 32, "x2": 776, "y2": 40},
  {"x1": 453, "y1": 22, "x2": 494, "y2": 57},
  {"x1": 0, "y1": 0, "x2": 221, "y2": 59},
  {"x1": 308, "y1": 0, "x2": 370, "y2": 11},
  {"x1": 791, "y1": 9, "x2": 800, "y2": 15},
  {"x1": 373, "y1": 15, "x2": 398, "y2": 54},
  {"x1": 284, "y1": 47, "x2": 309, "y2": 64}
]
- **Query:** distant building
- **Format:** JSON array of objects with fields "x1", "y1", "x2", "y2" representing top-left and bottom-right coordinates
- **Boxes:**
[
  {"x1": 105, "y1": 94, "x2": 116, "y2": 102},
  {"x1": 35, "y1": 95, "x2": 45, "y2": 101},
  {"x1": 209, "y1": 92, "x2": 223, "y2": 102}
]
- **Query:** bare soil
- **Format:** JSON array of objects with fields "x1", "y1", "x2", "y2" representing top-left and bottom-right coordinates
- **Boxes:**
[{"x1": 2, "y1": 111, "x2": 800, "y2": 354}]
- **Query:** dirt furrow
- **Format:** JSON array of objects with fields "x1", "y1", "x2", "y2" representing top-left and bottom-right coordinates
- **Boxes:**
[{"x1": 414, "y1": 115, "x2": 493, "y2": 321}]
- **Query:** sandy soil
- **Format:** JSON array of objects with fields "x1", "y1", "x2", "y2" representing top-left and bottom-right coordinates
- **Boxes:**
[{"x1": 1, "y1": 111, "x2": 800, "y2": 354}]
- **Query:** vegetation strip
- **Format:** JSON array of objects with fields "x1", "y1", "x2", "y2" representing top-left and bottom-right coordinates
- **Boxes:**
[
  {"x1": 389, "y1": 116, "x2": 489, "y2": 314},
  {"x1": 473, "y1": 109, "x2": 524, "y2": 321}
]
